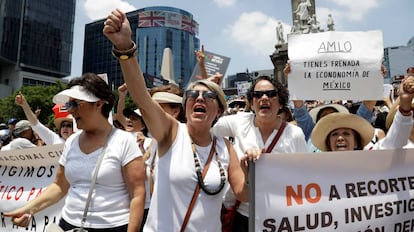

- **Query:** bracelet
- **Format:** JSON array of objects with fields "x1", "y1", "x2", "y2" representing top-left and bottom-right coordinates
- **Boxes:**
[
  {"x1": 112, "y1": 41, "x2": 137, "y2": 60},
  {"x1": 398, "y1": 106, "x2": 412, "y2": 115}
]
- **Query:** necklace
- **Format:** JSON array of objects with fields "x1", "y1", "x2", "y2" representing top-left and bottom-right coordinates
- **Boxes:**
[{"x1": 191, "y1": 137, "x2": 226, "y2": 195}]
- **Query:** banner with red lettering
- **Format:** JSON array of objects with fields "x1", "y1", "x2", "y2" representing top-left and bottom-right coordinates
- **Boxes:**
[
  {"x1": 254, "y1": 149, "x2": 414, "y2": 231},
  {"x1": 0, "y1": 144, "x2": 65, "y2": 232}
]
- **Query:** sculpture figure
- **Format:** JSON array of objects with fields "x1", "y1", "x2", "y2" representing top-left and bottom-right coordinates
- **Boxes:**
[
  {"x1": 276, "y1": 21, "x2": 285, "y2": 44},
  {"x1": 294, "y1": 0, "x2": 312, "y2": 28},
  {"x1": 327, "y1": 14, "x2": 335, "y2": 31}
]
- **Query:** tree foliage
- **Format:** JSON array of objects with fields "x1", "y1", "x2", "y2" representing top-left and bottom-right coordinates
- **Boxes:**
[
  {"x1": 0, "y1": 82, "x2": 136, "y2": 128},
  {"x1": 0, "y1": 82, "x2": 67, "y2": 128}
]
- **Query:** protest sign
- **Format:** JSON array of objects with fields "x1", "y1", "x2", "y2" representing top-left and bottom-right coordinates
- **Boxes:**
[
  {"x1": 288, "y1": 31, "x2": 384, "y2": 100},
  {"x1": 189, "y1": 50, "x2": 231, "y2": 84},
  {"x1": 0, "y1": 144, "x2": 65, "y2": 232},
  {"x1": 254, "y1": 149, "x2": 414, "y2": 231}
]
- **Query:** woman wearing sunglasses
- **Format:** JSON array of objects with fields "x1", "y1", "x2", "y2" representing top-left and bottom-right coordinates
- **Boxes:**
[
  {"x1": 15, "y1": 92, "x2": 74, "y2": 145},
  {"x1": 211, "y1": 75, "x2": 308, "y2": 232},
  {"x1": 6, "y1": 73, "x2": 146, "y2": 231},
  {"x1": 103, "y1": 9, "x2": 249, "y2": 231}
]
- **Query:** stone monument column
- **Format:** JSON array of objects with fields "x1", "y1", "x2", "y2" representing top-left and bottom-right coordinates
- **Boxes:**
[{"x1": 270, "y1": 0, "x2": 316, "y2": 85}]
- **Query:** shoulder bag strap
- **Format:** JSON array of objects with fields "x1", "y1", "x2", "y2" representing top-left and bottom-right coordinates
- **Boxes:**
[
  {"x1": 180, "y1": 137, "x2": 217, "y2": 232},
  {"x1": 265, "y1": 121, "x2": 287, "y2": 153},
  {"x1": 80, "y1": 127, "x2": 115, "y2": 229}
]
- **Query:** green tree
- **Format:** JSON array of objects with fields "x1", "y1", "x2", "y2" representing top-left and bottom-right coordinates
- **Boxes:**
[
  {"x1": 0, "y1": 81, "x2": 133, "y2": 129},
  {"x1": 0, "y1": 82, "x2": 67, "y2": 128}
]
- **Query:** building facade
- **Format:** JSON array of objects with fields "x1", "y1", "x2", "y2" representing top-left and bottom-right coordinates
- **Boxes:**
[
  {"x1": 83, "y1": 6, "x2": 200, "y2": 89},
  {"x1": 0, "y1": 0, "x2": 75, "y2": 97}
]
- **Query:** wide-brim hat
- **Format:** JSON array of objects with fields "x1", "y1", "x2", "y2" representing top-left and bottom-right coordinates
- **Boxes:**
[
  {"x1": 151, "y1": 92, "x2": 182, "y2": 104},
  {"x1": 311, "y1": 112, "x2": 374, "y2": 151},
  {"x1": 54, "y1": 114, "x2": 74, "y2": 129},
  {"x1": 53, "y1": 85, "x2": 100, "y2": 104},
  {"x1": 309, "y1": 104, "x2": 349, "y2": 123}
]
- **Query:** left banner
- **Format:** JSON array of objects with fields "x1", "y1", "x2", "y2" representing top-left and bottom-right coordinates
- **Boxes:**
[{"x1": 0, "y1": 144, "x2": 65, "y2": 232}]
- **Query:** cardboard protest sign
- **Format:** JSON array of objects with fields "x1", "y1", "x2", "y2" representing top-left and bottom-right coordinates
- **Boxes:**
[
  {"x1": 189, "y1": 50, "x2": 231, "y2": 84},
  {"x1": 288, "y1": 31, "x2": 384, "y2": 100}
]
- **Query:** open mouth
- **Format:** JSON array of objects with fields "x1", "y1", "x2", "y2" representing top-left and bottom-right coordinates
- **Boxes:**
[
  {"x1": 335, "y1": 143, "x2": 348, "y2": 149},
  {"x1": 193, "y1": 104, "x2": 206, "y2": 113},
  {"x1": 259, "y1": 105, "x2": 271, "y2": 110}
]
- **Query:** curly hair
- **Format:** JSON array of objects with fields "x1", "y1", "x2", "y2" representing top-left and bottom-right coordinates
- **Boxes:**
[{"x1": 246, "y1": 76, "x2": 289, "y2": 107}]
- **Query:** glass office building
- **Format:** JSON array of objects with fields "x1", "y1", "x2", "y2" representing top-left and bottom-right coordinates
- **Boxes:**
[
  {"x1": 83, "y1": 6, "x2": 200, "y2": 89},
  {"x1": 0, "y1": 0, "x2": 75, "y2": 92}
]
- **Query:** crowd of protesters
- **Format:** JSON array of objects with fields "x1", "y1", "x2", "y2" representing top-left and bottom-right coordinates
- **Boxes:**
[{"x1": 1, "y1": 8, "x2": 413, "y2": 232}]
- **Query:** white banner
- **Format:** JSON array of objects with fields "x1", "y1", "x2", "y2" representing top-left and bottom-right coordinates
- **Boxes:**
[
  {"x1": 288, "y1": 31, "x2": 384, "y2": 100},
  {"x1": 255, "y1": 149, "x2": 414, "y2": 231},
  {"x1": 0, "y1": 144, "x2": 65, "y2": 232}
]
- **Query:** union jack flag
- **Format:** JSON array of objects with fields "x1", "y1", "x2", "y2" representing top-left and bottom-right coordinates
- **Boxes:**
[
  {"x1": 181, "y1": 15, "x2": 198, "y2": 35},
  {"x1": 138, "y1": 11, "x2": 165, "y2": 27}
]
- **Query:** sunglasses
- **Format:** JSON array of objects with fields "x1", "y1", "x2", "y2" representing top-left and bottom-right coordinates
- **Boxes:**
[
  {"x1": 64, "y1": 100, "x2": 85, "y2": 110},
  {"x1": 252, "y1": 90, "x2": 278, "y2": 99},
  {"x1": 185, "y1": 90, "x2": 218, "y2": 102},
  {"x1": 61, "y1": 123, "x2": 73, "y2": 128}
]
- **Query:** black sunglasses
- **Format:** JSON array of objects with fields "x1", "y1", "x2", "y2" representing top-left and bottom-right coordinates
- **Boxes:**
[
  {"x1": 252, "y1": 90, "x2": 278, "y2": 99},
  {"x1": 60, "y1": 123, "x2": 73, "y2": 128},
  {"x1": 185, "y1": 90, "x2": 218, "y2": 102},
  {"x1": 64, "y1": 100, "x2": 84, "y2": 110}
]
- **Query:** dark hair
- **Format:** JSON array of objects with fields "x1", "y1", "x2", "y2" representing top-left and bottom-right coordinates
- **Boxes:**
[
  {"x1": 374, "y1": 111, "x2": 388, "y2": 133},
  {"x1": 137, "y1": 116, "x2": 149, "y2": 137},
  {"x1": 68, "y1": 73, "x2": 115, "y2": 118},
  {"x1": 316, "y1": 106, "x2": 339, "y2": 123},
  {"x1": 246, "y1": 76, "x2": 289, "y2": 108},
  {"x1": 278, "y1": 106, "x2": 294, "y2": 122},
  {"x1": 325, "y1": 129, "x2": 363, "y2": 151}
]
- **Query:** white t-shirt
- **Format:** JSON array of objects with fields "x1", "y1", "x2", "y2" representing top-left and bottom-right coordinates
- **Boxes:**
[
  {"x1": 9, "y1": 138, "x2": 37, "y2": 150},
  {"x1": 32, "y1": 121, "x2": 64, "y2": 145},
  {"x1": 59, "y1": 128, "x2": 141, "y2": 228},
  {"x1": 144, "y1": 123, "x2": 229, "y2": 232},
  {"x1": 375, "y1": 110, "x2": 413, "y2": 150},
  {"x1": 212, "y1": 112, "x2": 308, "y2": 216}
]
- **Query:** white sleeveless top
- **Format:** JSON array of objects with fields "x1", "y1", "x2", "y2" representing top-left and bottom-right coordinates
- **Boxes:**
[{"x1": 144, "y1": 123, "x2": 230, "y2": 232}]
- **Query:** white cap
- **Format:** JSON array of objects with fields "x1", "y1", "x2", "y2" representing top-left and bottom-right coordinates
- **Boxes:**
[{"x1": 53, "y1": 85, "x2": 100, "y2": 104}]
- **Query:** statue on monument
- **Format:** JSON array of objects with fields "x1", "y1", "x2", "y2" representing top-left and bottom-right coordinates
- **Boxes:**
[
  {"x1": 308, "y1": 14, "x2": 323, "y2": 33},
  {"x1": 327, "y1": 13, "x2": 335, "y2": 31},
  {"x1": 290, "y1": 19, "x2": 301, "y2": 34},
  {"x1": 276, "y1": 21, "x2": 285, "y2": 44},
  {"x1": 294, "y1": 0, "x2": 312, "y2": 28}
]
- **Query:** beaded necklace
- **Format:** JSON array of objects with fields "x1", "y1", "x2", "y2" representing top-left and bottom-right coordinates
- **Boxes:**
[{"x1": 191, "y1": 137, "x2": 226, "y2": 195}]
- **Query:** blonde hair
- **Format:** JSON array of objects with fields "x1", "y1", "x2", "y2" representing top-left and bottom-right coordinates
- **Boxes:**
[{"x1": 183, "y1": 80, "x2": 227, "y2": 116}]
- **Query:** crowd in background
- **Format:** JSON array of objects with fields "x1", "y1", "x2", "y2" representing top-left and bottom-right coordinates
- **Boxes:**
[{"x1": 1, "y1": 8, "x2": 414, "y2": 232}]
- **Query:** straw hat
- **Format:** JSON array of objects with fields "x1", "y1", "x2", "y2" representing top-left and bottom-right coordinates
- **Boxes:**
[
  {"x1": 151, "y1": 92, "x2": 182, "y2": 104},
  {"x1": 311, "y1": 112, "x2": 374, "y2": 151},
  {"x1": 54, "y1": 114, "x2": 74, "y2": 129},
  {"x1": 309, "y1": 104, "x2": 349, "y2": 123}
]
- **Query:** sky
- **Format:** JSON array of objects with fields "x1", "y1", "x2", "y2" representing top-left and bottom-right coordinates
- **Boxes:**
[{"x1": 70, "y1": 0, "x2": 414, "y2": 79}]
